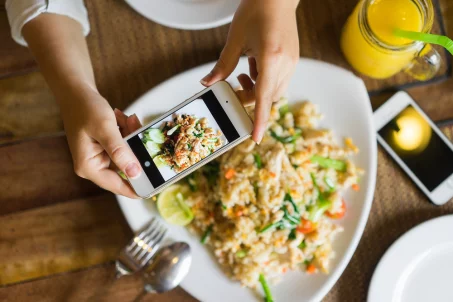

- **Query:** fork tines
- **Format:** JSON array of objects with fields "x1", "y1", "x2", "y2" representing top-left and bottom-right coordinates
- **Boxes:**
[{"x1": 121, "y1": 217, "x2": 167, "y2": 272}]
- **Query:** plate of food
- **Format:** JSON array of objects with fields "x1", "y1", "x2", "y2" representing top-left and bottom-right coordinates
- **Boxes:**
[{"x1": 117, "y1": 57, "x2": 377, "y2": 302}]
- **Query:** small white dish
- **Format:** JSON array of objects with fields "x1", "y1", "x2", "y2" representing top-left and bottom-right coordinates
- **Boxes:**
[
  {"x1": 124, "y1": 0, "x2": 241, "y2": 30},
  {"x1": 117, "y1": 57, "x2": 377, "y2": 302},
  {"x1": 368, "y1": 215, "x2": 453, "y2": 302}
]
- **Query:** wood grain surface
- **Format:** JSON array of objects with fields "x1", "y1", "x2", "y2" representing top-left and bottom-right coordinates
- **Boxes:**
[
  {"x1": 0, "y1": 11, "x2": 37, "y2": 78},
  {"x1": 0, "y1": 193, "x2": 132, "y2": 285},
  {"x1": 0, "y1": 0, "x2": 452, "y2": 301},
  {"x1": 0, "y1": 264, "x2": 195, "y2": 302},
  {"x1": 0, "y1": 135, "x2": 102, "y2": 215}
]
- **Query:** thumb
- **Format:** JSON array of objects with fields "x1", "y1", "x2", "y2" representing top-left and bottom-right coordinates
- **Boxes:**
[
  {"x1": 201, "y1": 43, "x2": 241, "y2": 86},
  {"x1": 96, "y1": 122, "x2": 142, "y2": 179}
]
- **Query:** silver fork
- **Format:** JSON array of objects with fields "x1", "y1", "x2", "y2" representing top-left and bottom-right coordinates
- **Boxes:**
[{"x1": 115, "y1": 217, "x2": 167, "y2": 278}]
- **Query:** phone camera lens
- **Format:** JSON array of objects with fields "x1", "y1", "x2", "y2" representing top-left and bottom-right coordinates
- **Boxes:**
[
  {"x1": 145, "y1": 161, "x2": 151, "y2": 167},
  {"x1": 226, "y1": 101, "x2": 229, "y2": 103}
]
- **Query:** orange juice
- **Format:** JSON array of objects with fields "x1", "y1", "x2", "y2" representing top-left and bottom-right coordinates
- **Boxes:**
[{"x1": 341, "y1": 0, "x2": 425, "y2": 79}]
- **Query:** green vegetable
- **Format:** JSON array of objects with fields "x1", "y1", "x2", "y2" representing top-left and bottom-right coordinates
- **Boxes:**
[
  {"x1": 261, "y1": 193, "x2": 301, "y2": 233},
  {"x1": 144, "y1": 128, "x2": 165, "y2": 144},
  {"x1": 309, "y1": 173, "x2": 332, "y2": 221},
  {"x1": 304, "y1": 259, "x2": 311, "y2": 265},
  {"x1": 283, "y1": 206, "x2": 300, "y2": 225},
  {"x1": 288, "y1": 229, "x2": 297, "y2": 240},
  {"x1": 201, "y1": 225, "x2": 213, "y2": 244},
  {"x1": 284, "y1": 193, "x2": 299, "y2": 215},
  {"x1": 236, "y1": 249, "x2": 248, "y2": 258},
  {"x1": 310, "y1": 155, "x2": 347, "y2": 172},
  {"x1": 270, "y1": 129, "x2": 302, "y2": 144},
  {"x1": 118, "y1": 171, "x2": 127, "y2": 180},
  {"x1": 202, "y1": 161, "x2": 220, "y2": 187},
  {"x1": 259, "y1": 274, "x2": 274, "y2": 302},
  {"x1": 208, "y1": 138, "x2": 218, "y2": 143},
  {"x1": 187, "y1": 174, "x2": 197, "y2": 192},
  {"x1": 187, "y1": 143, "x2": 192, "y2": 150},
  {"x1": 310, "y1": 172, "x2": 319, "y2": 190},
  {"x1": 145, "y1": 141, "x2": 162, "y2": 157},
  {"x1": 298, "y1": 240, "x2": 307, "y2": 249},
  {"x1": 253, "y1": 181, "x2": 259, "y2": 197},
  {"x1": 324, "y1": 176, "x2": 336, "y2": 192},
  {"x1": 308, "y1": 196, "x2": 332, "y2": 222},
  {"x1": 216, "y1": 200, "x2": 227, "y2": 210},
  {"x1": 279, "y1": 103, "x2": 290, "y2": 117},
  {"x1": 259, "y1": 221, "x2": 282, "y2": 233},
  {"x1": 253, "y1": 153, "x2": 263, "y2": 169},
  {"x1": 167, "y1": 125, "x2": 180, "y2": 136},
  {"x1": 194, "y1": 132, "x2": 204, "y2": 138}
]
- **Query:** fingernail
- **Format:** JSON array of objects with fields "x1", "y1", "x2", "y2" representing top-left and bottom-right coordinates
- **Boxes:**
[
  {"x1": 125, "y1": 163, "x2": 141, "y2": 179},
  {"x1": 132, "y1": 114, "x2": 142, "y2": 126},
  {"x1": 252, "y1": 129, "x2": 264, "y2": 145},
  {"x1": 200, "y1": 72, "x2": 212, "y2": 85}
]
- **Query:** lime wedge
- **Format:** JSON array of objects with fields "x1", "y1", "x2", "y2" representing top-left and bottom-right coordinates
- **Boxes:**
[
  {"x1": 145, "y1": 141, "x2": 161, "y2": 157},
  {"x1": 153, "y1": 155, "x2": 167, "y2": 168},
  {"x1": 157, "y1": 185, "x2": 193, "y2": 226},
  {"x1": 145, "y1": 128, "x2": 166, "y2": 144}
]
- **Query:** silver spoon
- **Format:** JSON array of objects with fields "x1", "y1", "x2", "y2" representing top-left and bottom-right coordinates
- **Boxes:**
[{"x1": 142, "y1": 242, "x2": 192, "y2": 294}]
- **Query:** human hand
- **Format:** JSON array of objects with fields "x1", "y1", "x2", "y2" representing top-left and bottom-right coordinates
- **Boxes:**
[
  {"x1": 200, "y1": 0, "x2": 300, "y2": 143},
  {"x1": 60, "y1": 85, "x2": 142, "y2": 198}
]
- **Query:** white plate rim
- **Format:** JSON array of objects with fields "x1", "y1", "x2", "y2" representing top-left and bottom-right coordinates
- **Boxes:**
[
  {"x1": 367, "y1": 214, "x2": 453, "y2": 302},
  {"x1": 124, "y1": 0, "x2": 239, "y2": 30},
  {"x1": 117, "y1": 58, "x2": 378, "y2": 302}
]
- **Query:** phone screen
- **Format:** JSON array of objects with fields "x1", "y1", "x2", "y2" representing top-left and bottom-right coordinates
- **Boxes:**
[
  {"x1": 127, "y1": 90, "x2": 240, "y2": 188},
  {"x1": 378, "y1": 105, "x2": 453, "y2": 191}
]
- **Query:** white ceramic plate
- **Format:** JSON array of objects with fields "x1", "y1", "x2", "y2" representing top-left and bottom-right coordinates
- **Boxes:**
[
  {"x1": 124, "y1": 0, "x2": 240, "y2": 30},
  {"x1": 117, "y1": 58, "x2": 377, "y2": 302},
  {"x1": 368, "y1": 215, "x2": 453, "y2": 302}
]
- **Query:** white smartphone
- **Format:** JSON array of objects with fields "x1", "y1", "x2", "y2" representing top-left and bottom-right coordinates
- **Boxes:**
[
  {"x1": 374, "y1": 91, "x2": 453, "y2": 205},
  {"x1": 124, "y1": 81, "x2": 254, "y2": 199}
]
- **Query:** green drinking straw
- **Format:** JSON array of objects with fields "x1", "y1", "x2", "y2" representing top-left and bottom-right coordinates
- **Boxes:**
[{"x1": 393, "y1": 28, "x2": 453, "y2": 55}]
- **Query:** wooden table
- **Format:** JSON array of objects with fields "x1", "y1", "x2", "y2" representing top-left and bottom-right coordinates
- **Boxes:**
[{"x1": 1, "y1": 1, "x2": 453, "y2": 301}]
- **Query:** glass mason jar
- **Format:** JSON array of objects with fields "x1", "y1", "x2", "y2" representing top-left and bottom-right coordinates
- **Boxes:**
[{"x1": 341, "y1": 0, "x2": 441, "y2": 80}]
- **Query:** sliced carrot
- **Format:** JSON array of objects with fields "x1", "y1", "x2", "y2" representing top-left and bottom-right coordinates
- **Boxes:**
[
  {"x1": 235, "y1": 211, "x2": 243, "y2": 217},
  {"x1": 269, "y1": 171, "x2": 276, "y2": 178},
  {"x1": 296, "y1": 219, "x2": 315, "y2": 234},
  {"x1": 352, "y1": 184, "x2": 360, "y2": 191},
  {"x1": 326, "y1": 199, "x2": 346, "y2": 219},
  {"x1": 282, "y1": 267, "x2": 288, "y2": 273},
  {"x1": 306, "y1": 264, "x2": 317, "y2": 274},
  {"x1": 225, "y1": 168, "x2": 236, "y2": 180}
]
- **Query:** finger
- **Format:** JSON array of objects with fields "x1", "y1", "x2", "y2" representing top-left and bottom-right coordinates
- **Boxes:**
[
  {"x1": 126, "y1": 114, "x2": 142, "y2": 135},
  {"x1": 95, "y1": 121, "x2": 142, "y2": 179},
  {"x1": 236, "y1": 74, "x2": 255, "y2": 107},
  {"x1": 91, "y1": 168, "x2": 139, "y2": 199},
  {"x1": 236, "y1": 90, "x2": 256, "y2": 107},
  {"x1": 237, "y1": 73, "x2": 254, "y2": 90},
  {"x1": 252, "y1": 58, "x2": 280, "y2": 143},
  {"x1": 248, "y1": 57, "x2": 258, "y2": 81},
  {"x1": 200, "y1": 42, "x2": 242, "y2": 86},
  {"x1": 114, "y1": 108, "x2": 129, "y2": 137},
  {"x1": 273, "y1": 73, "x2": 292, "y2": 105}
]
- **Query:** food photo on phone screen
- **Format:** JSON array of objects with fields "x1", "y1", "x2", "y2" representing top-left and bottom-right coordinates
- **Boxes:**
[{"x1": 139, "y1": 97, "x2": 229, "y2": 181}]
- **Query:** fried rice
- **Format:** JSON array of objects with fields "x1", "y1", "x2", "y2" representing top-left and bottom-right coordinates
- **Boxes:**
[{"x1": 180, "y1": 99, "x2": 362, "y2": 290}]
